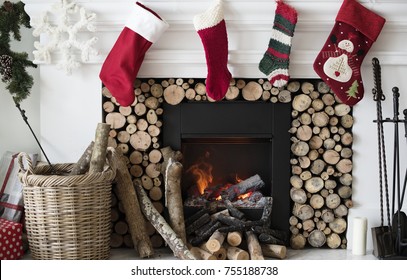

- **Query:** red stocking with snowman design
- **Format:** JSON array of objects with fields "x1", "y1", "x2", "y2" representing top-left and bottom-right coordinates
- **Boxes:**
[{"x1": 313, "y1": 0, "x2": 385, "y2": 106}]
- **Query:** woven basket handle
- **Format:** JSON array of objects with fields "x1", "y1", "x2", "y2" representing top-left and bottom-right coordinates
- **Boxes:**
[{"x1": 17, "y1": 152, "x2": 35, "y2": 175}]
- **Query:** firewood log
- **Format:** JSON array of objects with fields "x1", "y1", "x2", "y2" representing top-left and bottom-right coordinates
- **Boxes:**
[
  {"x1": 189, "y1": 221, "x2": 222, "y2": 246},
  {"x1": 106, "y1": 112, "x2": 126, "y2": 129},
  {"x1": 205, "y1": 230, "x2": 226, "y2": 253},
  {"x1": 226, "y1": 86, "x2": 239, "y2": 100},
  {"x1": 186, "y1": 213, "x2": 211, "y2": 235},
  {"x1": 69, "y1": 141, "x2": 94, "y2": 175},
  {"x1": 310, "y1": 194, "x2": 324, "y2": 209},
  {"x1": 329, "y1": 218, "x2": 347, "y2": 234},
  {"x1": 221, "y1": 174, "x2": 265, "y2": 201},
  {"x1": 190, "y1": 247, "x2": 217, "y2": 260},
  {"x1": 338, "y1": 186, "x2": 352, "y2": 199},
  {"x1": 165, "y1": 158, "x2": 187, "y2": 244},
  {"x1": 223, "y1": 199, "x2": 245, "y2": 219},
  {"x1": 326, "y1": 193, "x2": 341, "y2": 209},
  {"x1": 149, "y1": 84, "x2": 163, "y2": 99},
  {"x1": 109, "y1": 151, "x2": 154, "y2": 258},
  {"x1": 135, "y1": 184, "x2": 195, "y2": 260},
  {"x1": 212, "y1": 247, "x2": 227, "y2": 260},
  {"x1": 111, "y1": 232, "x2": 124, "y2": 248},
  {"x1": 89, "y1": 123, "x2": 110, "y2": 173},
  {"x1": 242, "y1": 81, "x2": 262, "y2": 101},
  {"x1": 227, "y1": 231, "x2": 243, "y2": 247},
  {"x1": 307, "y1": 229, "x2": 326, "y2": 247},
  {"x1": 326, "y1": 233, "x2": 341, "y2": 248},
  {"x1": 278, "y1": 89, "x2": 292, "y2": 103},
  {"x1": 225, "y1": 245, "x2": 250, "y2": 260},
  {"x1": 290, "y1": 234, "x2": 306, "y2": 249},
  {"x1": 261, "y1": 244, "x2": 287, "y2": 259},
  {"x1": 293, "y1": 203, "x2": 314, "y2": 220},
  {"x1": 245, "y1": 231, "x2": 264, "y2": 260},
  {"x1": 304, "y1": 177, "x2": 324, "y2": 193},
  {"x1": 114, "y1": 220, "x2": 128, "y2": 235},
  {"x1": 134, "y1": 103, "x2": 146, "y2": 116},
  {"x1": 292, "y1": 94, "x2": 311, "y2": 112},
  {"x1": 164, "y1": 84, "x2": 185, "y2": 105}
]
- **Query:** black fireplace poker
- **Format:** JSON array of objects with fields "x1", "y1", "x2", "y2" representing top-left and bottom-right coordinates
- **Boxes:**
[{"x1": 13, "y1": 96, "x2": 53, "y2": 168}]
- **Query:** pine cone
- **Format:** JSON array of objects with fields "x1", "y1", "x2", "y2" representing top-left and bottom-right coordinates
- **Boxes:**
[
  {"x1": 3, "y1": 1, "x2": 13, "y2": 12},
  {"x1": 0, "y1": 55, "x2": 13, "y2": 81}
]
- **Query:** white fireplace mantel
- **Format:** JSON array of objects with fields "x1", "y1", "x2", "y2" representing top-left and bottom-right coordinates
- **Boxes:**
[
  {"x1": 20, "y1": 0, "x2": 407, "y2": 253},
  {"x1": 24, "y1": 0, "x2": 407, "y2": 78}
]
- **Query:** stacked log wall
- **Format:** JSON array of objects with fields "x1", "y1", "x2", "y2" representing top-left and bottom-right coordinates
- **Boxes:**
[{"x1": 102, "y1": 78, "x2": 353, "y2": 250}]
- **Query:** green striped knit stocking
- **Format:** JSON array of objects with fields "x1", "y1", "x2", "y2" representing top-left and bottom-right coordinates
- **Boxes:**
[{"x1": 259, "y1": 0, "x2": 298, "y2": 87}]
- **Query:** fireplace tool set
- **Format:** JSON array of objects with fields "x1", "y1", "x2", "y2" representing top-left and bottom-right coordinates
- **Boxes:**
[{"x1": 371, "y1": 57, "x2": 407, "y2": 259}]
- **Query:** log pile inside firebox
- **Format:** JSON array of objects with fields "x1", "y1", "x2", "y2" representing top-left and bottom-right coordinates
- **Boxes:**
[{"x1": 184, "y1": 198, "x2": 289, "y2": 260}]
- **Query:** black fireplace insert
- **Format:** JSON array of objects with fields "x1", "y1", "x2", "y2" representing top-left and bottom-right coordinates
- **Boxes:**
[{"x1": 163, "y1": 100, "x2": 291, "y2": 231}]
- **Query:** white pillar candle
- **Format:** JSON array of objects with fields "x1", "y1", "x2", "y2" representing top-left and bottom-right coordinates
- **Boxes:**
[{"x1": 352, "y1": 217, "x2": 368, "y2": 255}]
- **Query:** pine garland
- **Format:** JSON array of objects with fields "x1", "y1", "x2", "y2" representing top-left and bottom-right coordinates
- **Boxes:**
[{"x1": 0, "y1": 1, "x2": 37, "y2": 103}]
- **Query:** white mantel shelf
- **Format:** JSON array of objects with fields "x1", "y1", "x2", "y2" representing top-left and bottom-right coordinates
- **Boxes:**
[{"x1": 23, "y1": 0, "x2": 407, "y2": 78}]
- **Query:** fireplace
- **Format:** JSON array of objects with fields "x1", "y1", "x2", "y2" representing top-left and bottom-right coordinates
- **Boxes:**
[
  {"x1": 163, "y1": 99, "x2": 291, "y2": 232},
  {"x1": 101, "y1": 76, "x2": 356, "y2": 250}
]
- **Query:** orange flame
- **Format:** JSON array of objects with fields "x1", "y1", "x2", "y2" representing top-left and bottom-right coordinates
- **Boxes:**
[
  {"x1": 237, "y1": 191, "x2": 253, "y2": 200},
  {"x1": 186, "y1": 162, "x2": 213, "y2": 195}
]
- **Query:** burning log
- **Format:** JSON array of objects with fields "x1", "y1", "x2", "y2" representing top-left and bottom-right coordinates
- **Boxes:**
[
  {"x1": 203, "y1": 184, "x2": 226, "y2": 200},
  {"x1": 221, "y1": 174, "x2": 265, "y2": 201},
  {"x1": 224, "y1": 199, "x2": 245, "y2": 219}
]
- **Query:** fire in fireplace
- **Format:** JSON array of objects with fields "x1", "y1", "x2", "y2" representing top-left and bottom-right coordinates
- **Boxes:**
[
  {"x1": 182, "y1": 139, "x2": 270, "y2": 208},
  {"x1": 163, "y1": 99, "x2": 292, "y2": 231}
]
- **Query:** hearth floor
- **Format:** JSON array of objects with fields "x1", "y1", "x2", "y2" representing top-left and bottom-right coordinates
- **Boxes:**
[{"x1": 22, "y1": 247, "x2": 377, "y2": 260}]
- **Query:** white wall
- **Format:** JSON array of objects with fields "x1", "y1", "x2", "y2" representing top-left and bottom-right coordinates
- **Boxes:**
[{"x1": 18, "y1": 0, "x2": 407, "y2": 253}]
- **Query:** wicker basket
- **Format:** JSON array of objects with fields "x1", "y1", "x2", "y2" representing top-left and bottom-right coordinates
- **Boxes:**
[{"x1": 18, "y1": 149, "x2": 116, "y2": 260}]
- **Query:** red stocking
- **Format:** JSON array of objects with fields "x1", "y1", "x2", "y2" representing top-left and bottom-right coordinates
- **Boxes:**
[
  {"x1": 99, "y1": 2, "x2": 169, "y2": 106},
  {"x1": 313, "y1": 0, "x2": 385, "y2": 106},
  {"x1": 194, "y1": 0, "x2": 232, "y2": 101}
]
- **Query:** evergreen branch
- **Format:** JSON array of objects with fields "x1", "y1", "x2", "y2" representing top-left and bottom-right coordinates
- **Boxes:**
[{"x1": 0, "y1": 1, "x2": 37, "y2": 103}]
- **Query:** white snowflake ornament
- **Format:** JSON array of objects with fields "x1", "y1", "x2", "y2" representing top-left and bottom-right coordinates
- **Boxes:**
[{"x1": 31, "y1": 0, "x2": 98, "y2": 75}]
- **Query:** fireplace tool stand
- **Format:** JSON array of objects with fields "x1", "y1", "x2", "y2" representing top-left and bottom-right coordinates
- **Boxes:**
[{"x1": 371, "y1": 58, "x2": 407, "y2": 259}]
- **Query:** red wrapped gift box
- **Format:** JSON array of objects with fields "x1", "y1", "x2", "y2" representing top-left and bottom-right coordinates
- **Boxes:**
[{"x1": 0, "y1": 218, "x2": 23, "y2": 260}]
